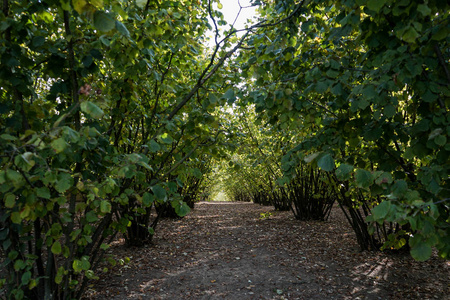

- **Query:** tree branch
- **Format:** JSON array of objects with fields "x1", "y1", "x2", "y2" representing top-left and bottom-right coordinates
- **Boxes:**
[{"x1": 434, "y1": 43, "x2": 450, "y2": 86}]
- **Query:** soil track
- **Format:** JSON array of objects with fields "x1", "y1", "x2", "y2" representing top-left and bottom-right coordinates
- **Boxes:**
[{"x1": 86, "y1": 202, "x2": 450, "y2": 299}]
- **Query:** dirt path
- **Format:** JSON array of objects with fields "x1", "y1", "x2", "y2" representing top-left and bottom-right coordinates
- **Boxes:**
[{"x1": 86, "y1": 202, "x2": 449, "y2": 299}]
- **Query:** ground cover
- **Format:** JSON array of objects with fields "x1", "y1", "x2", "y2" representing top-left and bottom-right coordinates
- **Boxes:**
[{"x1": 86, "y1": 202, "x2": 449, "y2": 299}]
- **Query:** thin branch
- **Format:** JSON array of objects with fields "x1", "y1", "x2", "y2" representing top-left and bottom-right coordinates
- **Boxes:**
[
  {"x1": 166, "y1": 30, "x2": 250, "y2": 122},
  {"x1": 63, "y1": 10, "x2": 80, "y2": 130},
  {"x1": 150, "y1": 52, "x2": 175, "y2": 129},
  {"x1": 144, "y1": 0, "x2": 151, "y2": 13},
  {"x1": 163, "y1": 130, "x2": 225, "y2": 179},
  {"x1": 212, "y1": 0, "x2": 304, "y2": 48},
  {"x1": 239, "y1": 45, "x2": 255, "y2": 50},
  {"x1": 243, "y1": 118, "x2": 282, "y2": 177},
  {"x1": 342, "y1": 67, "x2": 373, "y2": 73},
  {"x1": 434, "y1": 43, "x2": 450, "y2": 86},
  {"x1": 208, "y1": 0, "x2": 220, "y2": 46},
  {"x1": 305, "y1": 98, "x2": 338, "y2": 117},
  {"x1": 52, "y1": 102, "x2": 80, "y2": 128},
  {"x1": 228, "y1": 0, "x2": 305, "y2": 36},
  {"x1": 147, "y1": 1, "x2": 306, "y2": 149},
  {"x1": 231, "y1": 0, "x2": 244, "y2": 28}
]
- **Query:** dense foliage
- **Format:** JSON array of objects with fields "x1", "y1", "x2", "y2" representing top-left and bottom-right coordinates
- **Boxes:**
[
  {"x1": 0, "y1": 0, "x2": 448, "y2": 299},
  {"x1": 234, "y1": 0, "x2": 449, "y2": 260},
  {"x1": 0, "y1": 0, "x2": 237, "y2": 298}
]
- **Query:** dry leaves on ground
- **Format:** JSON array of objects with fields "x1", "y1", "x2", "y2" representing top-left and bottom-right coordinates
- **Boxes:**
[{"x1": 85, "y1": 202, "x2": 450, "y2": 300}]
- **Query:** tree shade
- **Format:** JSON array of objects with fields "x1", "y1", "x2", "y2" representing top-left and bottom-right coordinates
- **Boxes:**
[{"x1": 0, "y1": 0, "x2": 448, "y2": 298}]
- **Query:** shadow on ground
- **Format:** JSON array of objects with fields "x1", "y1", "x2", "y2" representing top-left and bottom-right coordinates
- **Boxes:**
[{"x1": 86, "y1": 202, "x2": 450, "y2": 300}]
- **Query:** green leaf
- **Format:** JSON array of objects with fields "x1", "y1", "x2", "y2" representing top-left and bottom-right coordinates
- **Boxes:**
[
  {"x1": 21, "y1": 271, "x2": 31, "y2": 285},
  {"x1": 357, "y1": 98, "x2": 370, "y2": 109},
  {"x1": 304, "y1": 152, "x2": 320, "y2": 163},
  {"x1": 402, "y1": 26, "x2": 420, "y2": 43},
  {"x1": 142, "y1": 192, "x2": 154, "y2": 206},
  {"x1": 159, "y1": 133, "x2": 173, "y2": 144},
  {"x1": 99, "y1": 35, "x2": 110, "y2": 46},
  {"x1": 392, "y1": 180, "x2": 408, "y2": 198},
  {"x1": 85, "y1": 211, "x2": 98, "y2": 223},
  {"x1": 80, "y1": 101, "x2": 104, "y2": 119},
  {"x1": 192, "y1": 168, "x2": 203, "y2": 179},
  {"x1": 73, "y1": 260, "x2": 84, "y2": 273},
  {"x1": 383, "y1": 105, "x2": 396, "y2": 118},
  {"x1": 80, "y1": 256, "x2": 91, "y2": 270},
  {"x1": 8, "y1": 251, "x2": 18, "y2": 262},
  {"x1": 317, "y1": 154, "x2": 335, "y2": 171},
  {"x1": 410, "y1": 243, "x2": 432, "y2": 261},
  {"x1": 428, "y1": 128, "x2": 443, "y2": 140},
  {"x1": 82, "y1": 55, "x2": 93, "y2": 68},
  {"x1": 168, "y1": 181, "x2": 178, "y2": 193},
  {"x1": 29, "y1": 279, "x2": 38, "y2": 289},
  {"x1": 51, "y1": 137, "x2": 69, "y2": 153},
  {"x1": 331, "y1": 82, "x2": 342, "y2": 96},
  {"x1": 149, "y1": 140, "x2": 161, "y2": 152},
  {"x1": 152, "y1": 185, "x2": 167, "y2": 201},
  {"x1": 223, "y1": 88, "x2": 236, "y2": 104},
  {"x1": 364, "y1": 127, "x2": 382, "y2": 141},
  {"x1": 315, "y1": 81, "x2": 328, "y2": 93},
  {"x1": 136, "y1": 0, "x2": 146, "y2": 8},
  {"x1": 115, "y1": 21, "x2": 130, "y2": 37},
  {"x1": 15, "y1": 152, "x2": 35, "y2": 172},
  {"x1": 126, "y1": 153, "x2": 141, "y2": 163},
  {"x1": 417, "y1": 4, "x2": 431, "y2": 16},
  {"x1": 208, "y1": 93, "x2": 219, "y2": 104},
  {"x1": 4, "y1": 193, "x2": 15, "y2": 208},
  {"x1": 11, "y1": 212, "x2": 21, "y2": 224},
  {"x1": 20, "y1": 206, "x2": 31, "y2": 219},
  {"x1": 73, "y1": 0, "x2": 88, "y2": 14},
  {"x1": 367, "y1": 0, "x2": 387, "y2": 12},
  {"x1": 55, "y1": 173, "x2": 73, "y2": 193},
  {"x1": 55, "y1": 267, "x2": 65, "y2": 284},
  {"x1": 284, "y1": 52, "x2": 292, "y2": 61},
  {"x1": 63, "y1": 127, "x2": 80, "y2": 143},
  {"x1": 336, "y1": 164, "x2": 353, "y2": 181},
  {"x1": 85, "y1": 270, "x2": 99, "y2": 280},
  {"x1": 432, "y1": 26, "x2": 449, "y2": 41},
  {"x1": 173, "y1": 201, "x2": 190, "y2": 217},
  {"x1": 326, "y1": 69, "x2": 339, "y2": 78},
  {"x1": 362, "y1": 85, "x2": 377, "y2": 100},
  {"x1": 100, "y1": 200, "x2": 111, "y2": 213},
  {"x1": 0, "y1": 134, "x2": 17, "y2": 141},
  {"x1": 32, "y1": 36, "x2": 45, "y2": 48},
  {"x1": 93, "y1": 11, "x2": 115, "y2": 32},
  {"x1": 60, "y1": 0, "x2": 71, "y2": 11},
  {"x1": 355, "y1": 169, "x2": 373, "y2": 189},
  {"x1": 375, "y1": 172, "x2": 393, "y2": 185},
  {"x1": 51, "y1": 241, "x2": 62, "y2": 254},
  {"x1": 6, "y1": 169, "x2": 23, "y2": 187},
  {"x1": 138, "y1": 161, "x2": 153, "y2": 171},
  {"x1": 434, "y1": 135, "x2": 446, "y2": 146},
  {"x1": 429, "y1": 204, "x2": 440, "y2": 219},
  {"x1": 371, "y1": 201, "x2": 392, "y2": 221},
  {"x1": 14, "y1": 260, "x2": 26, "y2": 271},
  {"x1": 91, "y1": 0, "x2": 104, "y2": 8}
]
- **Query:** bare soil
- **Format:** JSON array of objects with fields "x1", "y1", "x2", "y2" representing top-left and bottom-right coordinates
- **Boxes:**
[{"x1": 85, "y1": 202, "x2": 450, "y2": 300}]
